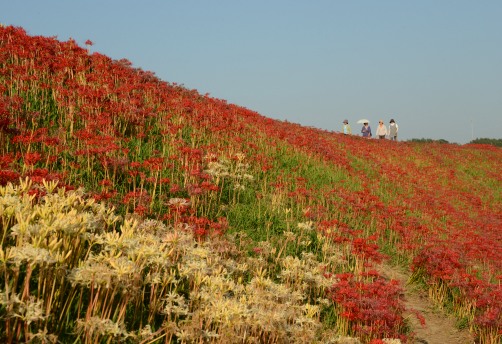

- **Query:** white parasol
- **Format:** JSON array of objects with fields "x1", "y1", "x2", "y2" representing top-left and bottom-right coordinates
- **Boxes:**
[{"x1": 357, "y1": 119, "x2": 370, "y2": 124}]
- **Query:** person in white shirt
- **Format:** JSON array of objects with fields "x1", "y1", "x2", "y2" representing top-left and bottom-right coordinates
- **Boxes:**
[
  {"x1": 342, "y1": 119, "x2": 352, "y2": 135},
  {"x1": 375, "y1": 120, "x2": 388, "y2": 139}
]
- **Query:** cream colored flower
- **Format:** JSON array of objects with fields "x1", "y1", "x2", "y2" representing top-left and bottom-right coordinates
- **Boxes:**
[{"x1": 168, "y1": 198, "x2": 191, "y2": 207}]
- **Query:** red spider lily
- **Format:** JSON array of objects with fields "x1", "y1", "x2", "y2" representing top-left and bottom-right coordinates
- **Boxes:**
[
  {"x1": 328, "y1": 272, "x2": 407, "y2": 341},
  {"x1": 99, "y1": 178, "x2": 113, "y2": 187},
  {"x1": 92, "y1": 190, "x2": 117, "y2": 202},
  {"x1": 23, "y1": 152, "x2": 42, "y2": 166},
  {"x1": 0, "y1": 154, "x2": 15, "y2": 168},
  {"x1": 134, "y1": 204, "x2": 149, "y2": 216},
  {"x1": 27, "y1": 187, "x2": 46, "y2": 199},
  {"x1": 0, "y1": 169, "x2": 20, "y2": 186},
  {"x1": 180, "y1": 215, "x2": 228, "y2": 239},
  {"x1": 169, "y1": 184, "x2": 182, "y2": 194},
  {"x1": 122, "y1": 189, "x2": 151, "y2": 213},
  {"x1": 25, "y1": 168, "x2": 64, "y2": 185},
  {"x1": 352, "y1": 237, "x2": 385, "y2": 264},
  {"x1": 408, "y1": 308, "x2": 426, "y2": 327}
]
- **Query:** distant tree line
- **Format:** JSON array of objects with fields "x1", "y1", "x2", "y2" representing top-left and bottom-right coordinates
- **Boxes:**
[
  {"x1": 468, "y1": 138, "x2": 502, "y2": 147},
  {"x1": 407, "y1": 138, "x2": 501, "y2": 147},
  {"x1": 408, "y1": 138, "x2": 450, "y2": 144}
]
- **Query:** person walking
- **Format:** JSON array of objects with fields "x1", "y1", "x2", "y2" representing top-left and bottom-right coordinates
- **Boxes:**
[
  {"x1": 361, "y1": 122, "x2": 372, "y2": 138},
  {"x1": 342, "y1": 119, "x2": 352, "y2": 135},
  {"x1": 375, "y1": 120, "x2": 388, "y2": 139},
  {"x1": 389, "y1": 119, "x2": 399, "y2": 141}
]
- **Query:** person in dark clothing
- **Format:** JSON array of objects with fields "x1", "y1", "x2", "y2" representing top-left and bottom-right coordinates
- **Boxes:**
[
  {"x1": 361, "y1": 122, "x2": 372, "y2": 138},
  {"x1": 389, "y1": 119, "x2": 399, "y2": 141}
]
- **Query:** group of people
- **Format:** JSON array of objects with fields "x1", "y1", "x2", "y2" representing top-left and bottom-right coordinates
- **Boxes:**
[{"x1": 342, "y1": 119, "x2": 399, "y2": 141}]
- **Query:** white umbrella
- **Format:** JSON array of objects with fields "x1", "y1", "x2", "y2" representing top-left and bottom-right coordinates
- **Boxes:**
[{"x1": 357, "y1": 119, "x2": 370, "y2": 124}]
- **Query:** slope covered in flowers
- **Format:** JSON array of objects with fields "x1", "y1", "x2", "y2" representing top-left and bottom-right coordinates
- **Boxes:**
[{"x1": 0, "y1": 25, "x2": 501, "y2": 343}]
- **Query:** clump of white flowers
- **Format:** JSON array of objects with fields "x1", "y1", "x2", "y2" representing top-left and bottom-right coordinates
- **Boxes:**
[{"x1": 1, "y1": 179, "x2": 378, "y2": 343}]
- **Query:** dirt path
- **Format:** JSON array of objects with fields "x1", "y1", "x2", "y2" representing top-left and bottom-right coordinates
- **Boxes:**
[{"x1": 377, "y1": 263, "x2": 475, "y2": 344}]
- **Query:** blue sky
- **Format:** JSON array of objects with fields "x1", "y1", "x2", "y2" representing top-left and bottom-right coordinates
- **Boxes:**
[{"x1": 2, "y1": 1, "x2": 502, "y2": 143}]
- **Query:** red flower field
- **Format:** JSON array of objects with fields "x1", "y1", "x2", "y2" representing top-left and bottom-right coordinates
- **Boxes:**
[{"x1": 1, "y1": 25, "x2": 501, "y2": 343}]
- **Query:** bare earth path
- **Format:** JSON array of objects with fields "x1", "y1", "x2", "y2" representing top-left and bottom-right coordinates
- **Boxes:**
[{"x1": 377, "y1": 263, "x2": 475, "y2": 344}]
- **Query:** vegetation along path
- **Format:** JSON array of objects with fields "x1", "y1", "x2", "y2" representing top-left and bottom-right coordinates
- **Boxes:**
[{"x1": 378, "y1": 263, "x2": 475, "y2": 344}]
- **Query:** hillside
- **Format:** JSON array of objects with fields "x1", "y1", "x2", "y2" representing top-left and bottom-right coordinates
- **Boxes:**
[{"x1": 1, "y1": 25, "x2": 501, "y2": 343}]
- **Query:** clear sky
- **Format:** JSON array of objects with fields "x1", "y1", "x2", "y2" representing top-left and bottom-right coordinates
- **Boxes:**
[{"x1": 2, "y1": 0, "x2": 502, "y2": 144}]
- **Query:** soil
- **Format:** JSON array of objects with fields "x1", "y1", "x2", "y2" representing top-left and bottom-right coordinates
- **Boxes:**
[{"x1": 377, "y1": 263, "x2": 475, "y2": 344}]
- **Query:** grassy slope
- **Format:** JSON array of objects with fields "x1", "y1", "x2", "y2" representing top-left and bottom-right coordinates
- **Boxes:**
[{"x1": 1, "y1": 26, "x2": 501, "y2": 343}]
